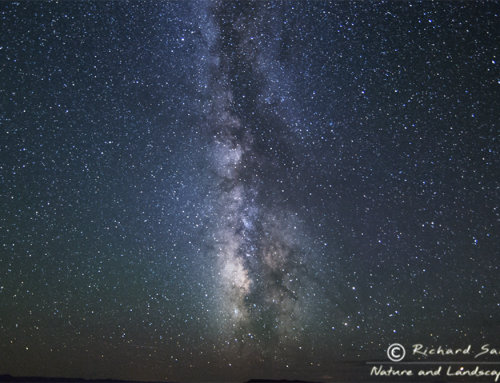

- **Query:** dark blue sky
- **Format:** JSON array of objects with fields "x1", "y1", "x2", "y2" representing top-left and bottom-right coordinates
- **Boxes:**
[{"x1": 1, "y1": 1, "x2": 499, "y2": 382}]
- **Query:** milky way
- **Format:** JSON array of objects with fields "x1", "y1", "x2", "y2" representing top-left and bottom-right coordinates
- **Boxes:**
[{"x1": 196, "y1": 1, "x2": 350, "y2": 355}]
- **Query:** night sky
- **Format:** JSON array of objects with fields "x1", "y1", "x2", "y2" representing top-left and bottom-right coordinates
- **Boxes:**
[{"x1": 1, "y1": 1, "x2": 500, "y2": 382}]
